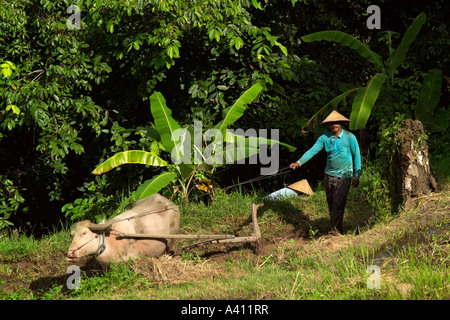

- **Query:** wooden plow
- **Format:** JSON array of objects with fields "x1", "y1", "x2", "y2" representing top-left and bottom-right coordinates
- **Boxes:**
[{"x1": 116, "y1": 203, "x2": 265, "y2": 254}]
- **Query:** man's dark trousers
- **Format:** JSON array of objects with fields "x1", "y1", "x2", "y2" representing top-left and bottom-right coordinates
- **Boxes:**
[{"x1": 324, "y1": 174, "x2": 352, "y2": 234}]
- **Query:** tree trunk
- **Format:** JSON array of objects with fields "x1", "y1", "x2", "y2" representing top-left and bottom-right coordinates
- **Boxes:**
[{"x1": 396, "y1": 119, "x2": 439, "y2": 210}]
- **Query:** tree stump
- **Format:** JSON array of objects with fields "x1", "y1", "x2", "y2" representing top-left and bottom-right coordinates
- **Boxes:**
[{"x1": 396, "y1": 119, "x2": 439, "y2": 210}]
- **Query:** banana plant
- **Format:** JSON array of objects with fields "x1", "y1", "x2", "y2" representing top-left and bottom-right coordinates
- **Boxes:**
[
  {"x1": 92, "y1": 83, "x2": 296, "y2": 201},
  {"x1": 207, "y1": 83, "x2": 296, "y2": 166},
  {"x1": 415, "y1": 69, "x2": 447, "y2": 132},
  {"x1": 150, "y1": 82, "x2": 295, "y2": 199},
  {"x1": 301, "y1": 12, "x2": 433, "y2": 131}
]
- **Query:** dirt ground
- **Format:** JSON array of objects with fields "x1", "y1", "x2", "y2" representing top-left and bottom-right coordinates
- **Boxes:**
[{"x1": 1, "y1": 187, "x2": 448, "y2": 298}]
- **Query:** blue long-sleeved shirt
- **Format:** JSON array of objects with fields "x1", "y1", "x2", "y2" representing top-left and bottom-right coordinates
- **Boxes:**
[{"x1": 298, "y1": 129, "x2": 361, "y2": 179}]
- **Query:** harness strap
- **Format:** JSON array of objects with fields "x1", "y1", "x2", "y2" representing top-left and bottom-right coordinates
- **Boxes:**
[
  {"x1": 71, "y1": 234, "x2": 106, "y2": 258},
  {"x1": 93, "y1": 233, "x2": 106, "y2": 257},
  {"x1": 106, "y1": 205, "x2": 174, "y2": 230},
  {"x1": 71, "y1": 235, "x2": 97, "y2": 253}
]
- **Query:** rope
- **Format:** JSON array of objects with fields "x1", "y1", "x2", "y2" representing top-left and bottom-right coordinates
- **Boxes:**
[
  {"x1": 223, "y1": 166, "x2": 291, "y2": 191},
  {"x1": 105, "y1": 206, "x2": 176, "y2": 230},
  {"x1": 180, "y1": 166, "x2": 292, "y2": 203},
  {"x1": 94, "y1": 233, "x2": 106, "y2": 256},
  {"x1": 70, "y1": 234, "x2": 105, "y2": 257}
]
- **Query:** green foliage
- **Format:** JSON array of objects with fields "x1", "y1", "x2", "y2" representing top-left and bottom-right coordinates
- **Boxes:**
[
  {"x1": 213, "y1": 83, "x2": 264, "y2": 137},
  {"x1": 361, "y1": 162, "x2": 394, "y2": 219},
  {"x1": 428, "y1": 132, "x2": 450, "y2": 185},
  {"x1": 301, "y1": 87, "x2": 361, "y2": 132},
  {"x1": 61, "y1": 176, "x2": 114, "y2": 222},
  {"x1": 301, "y1": 12, "x2": 444, "y2": 132},
  {"x1": 350, "y1": 73, "x2": 388, "y2": 130},
  {"x1": 0, "y1": 0, "x2": 299, "y2": 228},
  {"x1": 92, "y1": 150, "x2": 168, "y2": 175},
  {"x1": 415, "y1": 69, "x2": 447, "y2": 132},
  {"x1": 0, "y1": 0, "x2": 115, "y2": 229},
  {"x1": 301, "y1": 31, "x2": 383, "y2": 68},
  {"x1": 387, "y1": 13, "x2": 427, "y2": 79},
  {"x1": 363, "y1": 114, "x2": 406, "y2": 218},
  {"x1": 149, "y1": 91, "x2": 185, "y2": 163},
  {"x1": 81, "y1": 0, "x2": 295, "y2": 118},
  {"x1": 132, "y1": 172, "x2": 177, "y2": 201},
  {"x1": 0, "y1": 176, "x2": 25, "y2": 229},
  {"x1": 0, "y1": 61, "x2": 16, "y2": 78},
  {"x1": 61, "y1": 173, "x2": 139, "y2": 222},
  {"x1": 87, "y1": 84, "x2": 295, "y2": 211}
]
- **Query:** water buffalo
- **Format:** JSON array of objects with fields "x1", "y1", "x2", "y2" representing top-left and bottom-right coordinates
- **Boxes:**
[{"x1": 67, "y1": 193, "x2": 180, "y2": 269}]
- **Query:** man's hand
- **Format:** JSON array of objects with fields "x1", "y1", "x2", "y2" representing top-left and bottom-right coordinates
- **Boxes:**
[
  {"x1": 352, "y1": 179, "x2": 360, "y2": 188},
  {"x1": 289, "y1": 162, "x2": 300, "y2": 170}
]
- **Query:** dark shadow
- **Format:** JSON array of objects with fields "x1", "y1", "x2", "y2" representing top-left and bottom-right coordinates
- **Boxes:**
[
  {"x1": 191, "y1": 242, "x2": 257, "y2": 259},
  {"x1": 342, "y1": 188, "x2": 378, "y2": 234},
  {"x1": 250, "y1": 187, "x2": 376, "y2": 238},
  {"x1": 29, "y1": 258, "x2": 103, "y2": 297},
  {"x1": 261, "y1": 198, "x2": 331, "y2": 236},
  {"x1": 220, "y1": 194, "x2": 328, "y2": 240},
  {"x1": 29, "y1": 274, "x2": 69, "y2": 295}
]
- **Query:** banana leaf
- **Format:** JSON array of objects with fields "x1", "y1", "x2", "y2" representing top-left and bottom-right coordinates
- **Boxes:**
[
  {"x1": 132, "y1": 172, "x2": 177, "y2": 201},
  {"x1": 415, "y1": 69, "x2": 443, "y2": 117},
  {"x1": 213, "y1": 83, "x2": 263, "y2": 135},
  {"x1": 92, "y1": 150, "x2": 167, "y2": 175},
  {"x1": 301, "y1": 31, "x2": 383, "y2": 68},
  {"x1": 150, "y1": 91, "x2": 183, "y2": 162},
  {"x1": 349, "y1": 73, "x2": 388, "y2": 130},
  {"x1": 420, "y1": 108, "x2": 449, "y2": 132},
  {"x1": 202, "y1": 131, "x2": 296, "y2": 167},
  {"x1": 388, "y1": 12, "x2": 426, "y2": 78},
  {"x1": 303, "y1": 87, "x2": 361, "y2": 131},
  {"x1": 203, "y1": 145, "x2": 260, "y2": 166},
  {"x1": 415, "y1": 69, "x2": 446, "y2": 132},
  {"x1": 225, "y1": 131, "x2": 296, "y2": 152}
]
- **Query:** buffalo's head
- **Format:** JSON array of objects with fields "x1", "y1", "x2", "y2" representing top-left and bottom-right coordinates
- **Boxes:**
[{"x1": 67, "y1": 220, "x2": 111, "y2": 261}]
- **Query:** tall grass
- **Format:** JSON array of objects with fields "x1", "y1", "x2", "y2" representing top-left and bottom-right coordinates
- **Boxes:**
[{"x1": 0, "y1": 233, "x2": 38, "y2": 261}]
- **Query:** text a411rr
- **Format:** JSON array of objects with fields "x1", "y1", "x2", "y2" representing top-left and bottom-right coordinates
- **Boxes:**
[{"x1": 181, "y1": 304, "x2": 269, "y2": 317}]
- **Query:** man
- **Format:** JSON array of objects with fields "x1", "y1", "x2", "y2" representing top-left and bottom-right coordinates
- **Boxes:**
[{"x1": 290, "y1": 110, "x2": 361, "y2": 235}]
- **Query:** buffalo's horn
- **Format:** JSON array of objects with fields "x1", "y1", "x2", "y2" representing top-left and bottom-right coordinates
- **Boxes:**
[{"x1": 87, "y1": 221, "x2": 113, "y2": 232}]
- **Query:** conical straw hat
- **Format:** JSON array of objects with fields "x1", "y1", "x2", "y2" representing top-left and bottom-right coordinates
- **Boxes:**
[
  {"x1": 287, "y1": 179, "x2": 314, "y2": 196},
  {"x1": 321, "y1": 110, "x2": 350, "y2": 124}
]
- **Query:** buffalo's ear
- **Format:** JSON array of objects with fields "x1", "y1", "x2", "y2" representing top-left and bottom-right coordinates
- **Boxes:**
[{"x1": 70, "y1": 220, "x2": 91, "y2": 235}]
